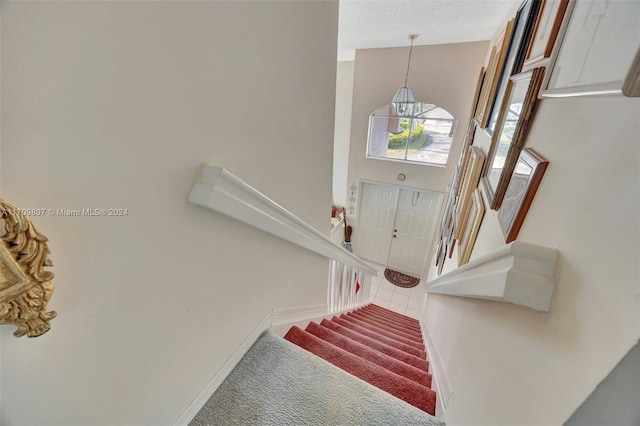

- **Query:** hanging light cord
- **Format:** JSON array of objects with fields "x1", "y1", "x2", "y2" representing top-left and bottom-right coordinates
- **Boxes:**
[{"x1": 403, "y1": 34, "x2": 418, "y2": 87}]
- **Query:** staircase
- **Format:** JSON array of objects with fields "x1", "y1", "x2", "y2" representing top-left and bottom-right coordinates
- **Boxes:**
[
  {"x1": 284, "y1": 304, "x2": 436, "y2": 415},
  {"x1": 189, "y1": 304, "x2": 441, "y2": 425}
]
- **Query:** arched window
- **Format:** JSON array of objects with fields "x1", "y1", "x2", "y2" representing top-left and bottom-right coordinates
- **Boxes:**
[{"x1": 366, "y1": 102, "x2": 456, "y2": 166}]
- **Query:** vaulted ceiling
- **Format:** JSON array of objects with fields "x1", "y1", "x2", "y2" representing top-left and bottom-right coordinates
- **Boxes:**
[{"x1": 338, "y1": 0, "x2": 517, "y2": 61}]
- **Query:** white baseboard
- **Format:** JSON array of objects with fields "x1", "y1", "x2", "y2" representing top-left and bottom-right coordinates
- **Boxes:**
[
  {"x1": 172, "y1": 310, "x2": 273, "y2": 426},
  {"x1": 272, "y1": 304, "x2": 329, "y2": 326},
  {"x1": 269, "y1": 303, "x2": 369, "y2": 336},
  {"x1": 172, "y1": 302, "x2": 370, "y2": 425},
  {"x1": 420, "y1": 319, "x2": 453, "y2": 419}
]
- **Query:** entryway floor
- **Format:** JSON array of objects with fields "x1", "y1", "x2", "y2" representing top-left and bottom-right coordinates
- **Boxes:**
[{"x1": 369, "y1": 265, "x2": 425, "y2": 319}]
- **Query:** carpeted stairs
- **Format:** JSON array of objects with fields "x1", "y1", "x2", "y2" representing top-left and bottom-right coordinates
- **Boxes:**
[
  {"x1": 284, "y1": 304, "x2": 436, "y2": 415},
  {"x1": 190, "y1": 304, "x2": 442, "y2": 425}
]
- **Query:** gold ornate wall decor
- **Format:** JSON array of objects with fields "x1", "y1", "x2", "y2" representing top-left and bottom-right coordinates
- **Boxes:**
[{"x1": 0, "y1": 200, "x2": 56, "y2": 337}]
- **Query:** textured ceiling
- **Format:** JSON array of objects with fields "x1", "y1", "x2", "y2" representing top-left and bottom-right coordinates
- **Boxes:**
[{"x1": 338, "y1": 0, "x2": 518, "y2": 61}]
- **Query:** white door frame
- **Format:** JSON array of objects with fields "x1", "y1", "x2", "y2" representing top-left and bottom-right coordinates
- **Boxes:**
[{"x1": 354, "y1": 179, "x2": 443, "y2": 278}]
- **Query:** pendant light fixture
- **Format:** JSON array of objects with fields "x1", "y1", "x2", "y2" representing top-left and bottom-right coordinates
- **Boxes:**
[{"x1": 392, "y1": 34, "x2": 418, "y2": 117}]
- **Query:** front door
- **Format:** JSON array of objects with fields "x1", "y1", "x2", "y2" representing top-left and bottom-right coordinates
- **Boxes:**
[
  {"x1": 357, "y1": 182, "x2": 441, "y2": 277},
  {"x1": 387, "y1": 189, "x2": 441, "y2": 276},
  {"x1": 357, "y1": 184, "x2": 398, "y2": 264}
]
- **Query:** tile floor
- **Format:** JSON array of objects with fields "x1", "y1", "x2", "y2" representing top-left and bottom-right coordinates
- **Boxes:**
[{"x1": 368, "y1": 265, "x2": 426, "y2": 320}]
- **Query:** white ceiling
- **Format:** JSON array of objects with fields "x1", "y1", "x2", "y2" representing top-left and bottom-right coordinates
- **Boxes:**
[{"x1": 338, "y1": 0, "x2": 518, "y2": 61}]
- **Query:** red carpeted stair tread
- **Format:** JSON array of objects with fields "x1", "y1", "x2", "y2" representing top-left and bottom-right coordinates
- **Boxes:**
[
  {"x1": 361, "y1": 304, "x2": 421, "y2": 325},
  {"x1": 339, "y1": 314, "x2": 425, "y2": 352},
  {"x1": 366, "y1": 304, "x2": 421, "y2": 326},
  {"x1": 358, "y1": 307, "x2": 422, "y2": 332},
  {"x1": 320, "y1": 319, "x2": 429, "y2": 371},
  {"x1": 357, "y1": 308, "x2": 422, "y2": 332},
  {"x1": 346, "y1": 312, "x2": 425, "y2": 345},
  {"x1": 305, "y1": 321, "x2": 432, "y2": 388},
  {"x1": 366, "y1": 304, "x2": 421, "y2": 324},
  {"x1": 347, "y1": 311, "x2": 424, "y2": 342},
  {"x1": 368, "y1": 303, "x2": 421, "y2": 320},
  {"x1": 349, "y1": 311, "x2": 423, "y2": 339},
  {"x1": 284, "y1": 326, "x2": 436, "y2": 415},
  {"x1": 351, "y1": 310, "x2": 423, "y2": 337},
  {"x1": 331, "y1": 317, "x2": 426, "y2": 359},
  {"x1": 356, "y1": 312, "x2": 422, "y2": 336}
]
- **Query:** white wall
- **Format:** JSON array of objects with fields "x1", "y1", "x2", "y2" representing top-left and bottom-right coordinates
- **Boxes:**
[
  {"x1": 333, "y1": 61, "x2": 354, "y2": 207},
  {"x1": 0, "y1": 2, "x2": 337, "y2": 425},
  {"x1": 565, "y1": 343, "x2": 640, "y2": 426},
  {"x1": 423, "y1": 23, "x2": 640, "y2": 426},
  {"x1": 346, "y1": 42, "x2": 489, "y2": 274}
]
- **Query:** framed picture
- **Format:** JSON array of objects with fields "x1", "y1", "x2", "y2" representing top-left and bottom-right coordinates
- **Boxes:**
[
  {"x1": 457, "y1": 67, "x2": 484, "y2": 185},
  {"x1": 498, "y1": 148, "x2": 549, "y2": 243},
  {"x1": 436, "y1": 175, "x2": 461, "y2": 275},
  {"x1": 622, "y1": 47, "x2": 640, "y2": 97},
  {"x1": 447, "y1": 214, "x2": 457, "y2": 259},
  {"x1": 476, "y1": 19, "x2": 515, "y2": 129},
  {"x1": 436, "y1": 233, "x2": 447, "y2": 276},
  {"x1": 458, "y1": 189, "x2": 485, "y2": 266},
  {"x1": 487, "y1": 0, "x2": 542, "y2": 134},
  {"x1": 455, "y1": 146, "x2": 485, "y2": 240},
  {"x1": 483, "y1": 67, "x2": 545, "y2": 210},
  {"x1": 435, "y1": 236, "x2": 443, "y2": 266},
  {"x1": 523, "y1": 0, "x2": 569, "y2": 69},
  {"x1": 541, "y1": 0, "x2": 640, "y2": 98},
  {"x1": 469, "y1": 67, "x2": 486, "y2": 122},
  {"x1": 476, "y1": 46, "x2": 498, "y2": 127},
  {"x1": 457, "y1": 129, "x2": 475, "y2": 198},
  {"x1": 438, "y1": 182, "x2": 455, "y2": 241},
  {"x1": 450, "y1": 163, "x2": 461, "y2": 200}
]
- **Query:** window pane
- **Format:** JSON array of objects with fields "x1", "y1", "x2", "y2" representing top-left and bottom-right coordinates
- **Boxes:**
[
  {"x1": 367, "y1": 112, "x2": 408, "y2": 160},
  {"x1": 367, "y1": 103, "x2": 455, "y2": 166}
]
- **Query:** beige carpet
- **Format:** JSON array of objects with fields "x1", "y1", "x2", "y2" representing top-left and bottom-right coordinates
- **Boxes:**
[{"x1": 190, "y1": 331, "x2": 444, "y2": 426}]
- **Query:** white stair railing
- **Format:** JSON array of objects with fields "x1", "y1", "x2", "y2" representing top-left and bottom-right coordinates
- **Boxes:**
[
  {"x1": 329, "y1": 259, "x2": 365, "y2": 312},
  {"x1": 330, "y1": 215, "x2": 345, "y2": 246},
  {"x1": 188, "y1": 165, "x2": 376, "y2": 314},
  {"x1": 425, "y1": 241, "x2": 558, "y2": 312},
  {"x1": 327, "y1": 210, "x2": 363, "y2": 311}
]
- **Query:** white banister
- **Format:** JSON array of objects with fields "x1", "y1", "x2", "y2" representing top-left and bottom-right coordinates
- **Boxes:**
[
  {"x1": 425, "y1": 241, "x2": 558, "y2": 312},
  {"x1": 188, "y1": 165, "x2": 377, "y2": 276},
  {"x1": 330, "y1": 216, "x2": 345, "y2": 246},
  {"x1": 329, "y1": 259, "x2": 367, "y2": 312}
]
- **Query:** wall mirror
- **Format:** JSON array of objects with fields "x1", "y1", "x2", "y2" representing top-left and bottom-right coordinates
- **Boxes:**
[{"x1": 483, "y1": 67, "x2": 544, "y2": 210}]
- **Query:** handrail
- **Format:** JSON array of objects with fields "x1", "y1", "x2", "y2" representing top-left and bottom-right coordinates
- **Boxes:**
[
  {"x1": 188, "y1": 166, "x2": 377, "y2": 275},
  {"x1": 425, "y1": 241, "x2": 558, "y2": 312},
  {"x1": 330, "y1": 216, "x2": 345, "y2": 246},
  {"x1": 328, "y1": 259, "x2": 364, "y2": 312}
]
